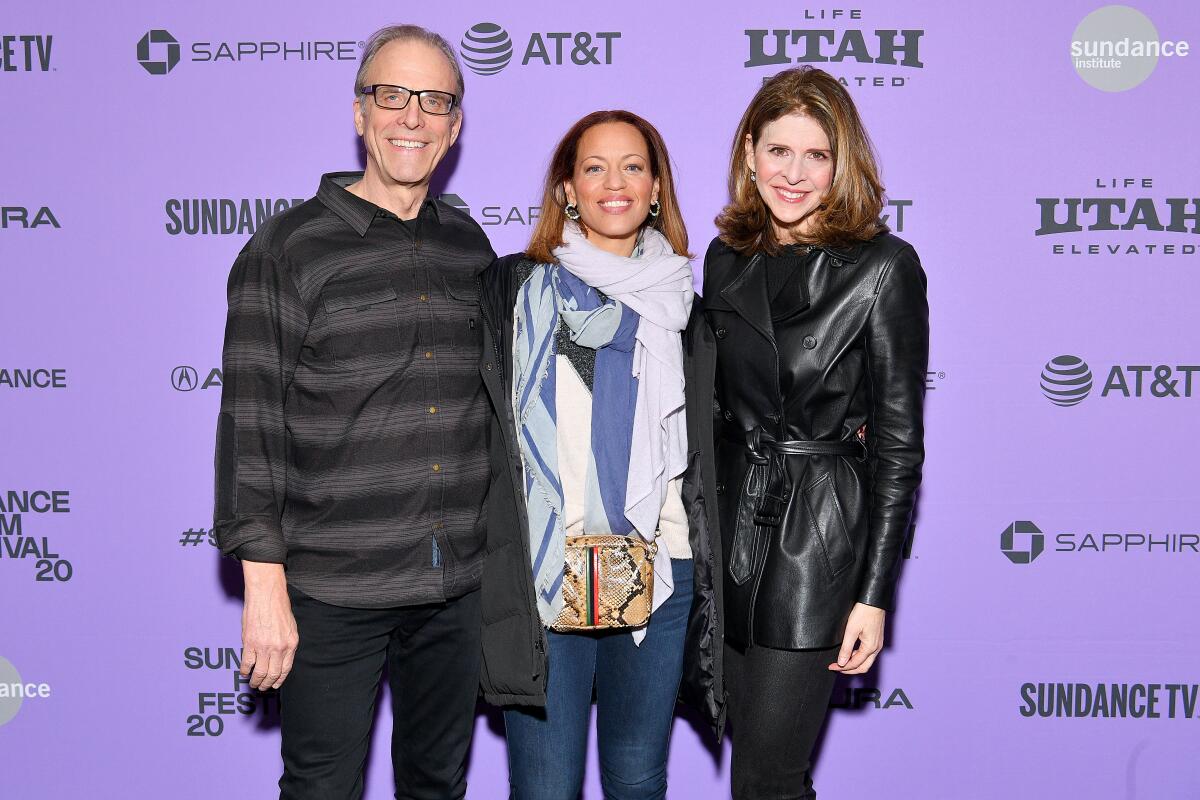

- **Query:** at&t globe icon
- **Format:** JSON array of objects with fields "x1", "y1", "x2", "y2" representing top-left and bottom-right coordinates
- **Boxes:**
[
  {"x1": 460, "y1": 23, "x2": 513, "y2": 76},
  {"x1": 1040, "y1": 355, "x2": 1092, "y2": 406}
]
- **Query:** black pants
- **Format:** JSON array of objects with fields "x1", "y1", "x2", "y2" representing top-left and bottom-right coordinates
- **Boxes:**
[
  {"x1": 279, "y1": 586, "x2": 482, "y2": 800},
  {"x1": 724, "y1": 641, "x2": 841, "y2": 800}
]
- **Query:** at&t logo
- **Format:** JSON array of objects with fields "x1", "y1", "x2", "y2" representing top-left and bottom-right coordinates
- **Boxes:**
[
  {"x1": 1041, "y1": 355, "x2": 1198, "y2": 404},
  {"x1": 460, "y1": 23, "x2": 512, "y2": 76},
  {"x1": 459, "y1": 22, "x2": 619, "y2": 76},
  {"x1": 1040, "y1": 356, "x2": 1092, "y2": 406}
]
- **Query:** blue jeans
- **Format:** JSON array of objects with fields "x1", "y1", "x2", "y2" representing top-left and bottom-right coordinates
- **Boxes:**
[{"x1": 504, "y1": 558, "x2": 693, "y2": 800}]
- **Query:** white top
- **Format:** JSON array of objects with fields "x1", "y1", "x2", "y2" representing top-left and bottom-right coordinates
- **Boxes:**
[{"x1": 555, "y1": 354, "x2": 691, "y2": 559}]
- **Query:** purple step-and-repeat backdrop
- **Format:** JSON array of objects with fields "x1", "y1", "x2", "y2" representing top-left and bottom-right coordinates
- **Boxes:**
[{"x1": 2, "y1": 1, "x2": 1198, "y2": 797}]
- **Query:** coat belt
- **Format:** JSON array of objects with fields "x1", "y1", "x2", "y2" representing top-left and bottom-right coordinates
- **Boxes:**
[{"x1": 723, "y1": 426, "x2": 866, "y2": 586}]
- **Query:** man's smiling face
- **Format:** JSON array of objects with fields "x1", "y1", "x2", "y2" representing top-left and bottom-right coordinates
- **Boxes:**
[{"x1": 353, "y1": 39, "x2": 462, "y2": 192}]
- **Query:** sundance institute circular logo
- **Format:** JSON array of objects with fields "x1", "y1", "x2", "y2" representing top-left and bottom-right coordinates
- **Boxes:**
[
  {"x1": 0, "y1": 657, "x2": 25, "y2": 726},
  {"x1": 1071, "y1": 5, "x2": 1189, "y2": 92},
  {"x1": 460, "y1": 23, "x2": 513, "y2": 76}
]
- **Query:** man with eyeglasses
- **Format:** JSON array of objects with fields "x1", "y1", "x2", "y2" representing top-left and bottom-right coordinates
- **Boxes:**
[{"x1": 213, "y1": 24, "x2": 493, "y2": 800}]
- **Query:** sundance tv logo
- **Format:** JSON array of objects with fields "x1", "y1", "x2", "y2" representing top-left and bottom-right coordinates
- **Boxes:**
[
  {"x1": 164, "y1": 197, "x2": 304, "y2": 236},
  {"x1": 1040, "y1": 355, "x2": 1198, "y2": 404},
  {"x1": 1020, "y1": 682, "x2": 1198, "y2": 719},
  {"x1": 136, "y1": 28, "x2": 358, "y2": 76},
  {"x1": 1, "y1": 34, "x2": 54, "y2": 72},
  {"x1": 1000, "y1": 520, "x2": 1198, "y2": 565}
]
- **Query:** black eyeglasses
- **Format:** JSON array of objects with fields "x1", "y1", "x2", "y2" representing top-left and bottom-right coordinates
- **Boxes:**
[{"x1": 360, "y1": 84, "x2": 457, "y2": 116}]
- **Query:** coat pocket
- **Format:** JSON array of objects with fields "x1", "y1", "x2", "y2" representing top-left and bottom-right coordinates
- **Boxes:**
[{"x1": 803, "y1": 472, "x2": 855, "y2": 579}]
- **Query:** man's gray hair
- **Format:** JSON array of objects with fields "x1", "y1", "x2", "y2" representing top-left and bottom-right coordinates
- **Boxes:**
[{"x1": 355, "y1": 25, "x2": 465, "y2": 112}]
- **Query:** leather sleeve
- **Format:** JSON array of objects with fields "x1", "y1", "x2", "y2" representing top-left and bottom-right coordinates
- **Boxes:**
[{"x1": 858, "y1": 245, "x2": 928, "y2": 610}]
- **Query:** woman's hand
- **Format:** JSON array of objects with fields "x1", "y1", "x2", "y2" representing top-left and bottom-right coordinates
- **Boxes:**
[{"x1": 828, "y1": 602, "x2": 886, "y2": 675}]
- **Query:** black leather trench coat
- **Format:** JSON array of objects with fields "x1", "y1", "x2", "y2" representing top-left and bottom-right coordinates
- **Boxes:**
[
  {"x1": 477, "y1": 254, "x2": 726, "y2": 734},
  {"x1": 684, "y1": 233, "x2": 927, "y2": 661}
]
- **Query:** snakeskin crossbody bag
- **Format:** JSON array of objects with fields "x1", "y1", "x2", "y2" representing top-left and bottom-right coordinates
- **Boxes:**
[{"x1": 550, "y1": 534, "x2": 657, "y2": 632}]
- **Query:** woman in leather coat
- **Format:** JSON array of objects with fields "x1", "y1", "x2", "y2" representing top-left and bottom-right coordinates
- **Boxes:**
[{"x1": 684, "y1": 66, "x2": 929, "y2": 798}]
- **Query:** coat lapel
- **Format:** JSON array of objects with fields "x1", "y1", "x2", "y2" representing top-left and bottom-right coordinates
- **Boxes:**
[{"x1": 718, "y1": 253, "x2": 775, "y2": 348}]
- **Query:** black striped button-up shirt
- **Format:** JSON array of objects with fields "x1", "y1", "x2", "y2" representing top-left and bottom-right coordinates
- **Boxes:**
[{"x1": 214, "y1": 172, "x2": 495, "y2": 608}]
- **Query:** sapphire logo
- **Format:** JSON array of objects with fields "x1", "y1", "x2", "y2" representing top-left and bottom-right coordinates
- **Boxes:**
[
  {"x1": 137, "y1": 29, "x2": 180, "y2": 75},
  {"x1": 1041, "y1": 355, "x2": 1093, "y2": 406},
  {"x1": 1001, "y1": 521, "x2": 1044, "y2": 564},
  {"x1": 172, "y1": 366, "x2": 198, "y2": 391},
  {"x1": 440, "y1": 194, "x2": 470, "y2": 215},
  {"x1": 460, "y1": 23, "x2": 513, "y2": 76}
]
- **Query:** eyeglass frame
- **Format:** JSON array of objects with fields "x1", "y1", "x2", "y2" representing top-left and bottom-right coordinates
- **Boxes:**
[{"x1": 359, "y1": 84, "x2": 458, "y2": 116}]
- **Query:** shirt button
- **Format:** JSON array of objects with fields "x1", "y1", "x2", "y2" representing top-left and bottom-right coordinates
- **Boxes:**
[
  {"x1": 432, "y1": 464, "x2": 441, "y2": 473},
  {"x1": 428, "y1": 406, "x2": 438, "y2": 414},
  {"x1": 425, "y1": 351, "x2": 433, "y2": 359},
  {"x1": 485, "y1": 362, "x2": 493, "y2": 371},
  {"x1": 723, "y1": 410, "x2": 734, "y2": 422},
  {"x1": 715, "y1": 326, "x2": 728, "y2": 339},
  {"x1": 420, "y1": 293, "x2": 429, "y2": 302},
  {"x1": 803, "y1": 335, "x2": 817, "y2": 349}
]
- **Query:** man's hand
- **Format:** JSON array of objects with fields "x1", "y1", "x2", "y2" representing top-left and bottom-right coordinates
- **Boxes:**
[
  {"x1": 240, "y1": 561, "x2": 299, "y2": 690},
  {"x1": 828, "y1": 602, "x2": 886, "y2": 675}
]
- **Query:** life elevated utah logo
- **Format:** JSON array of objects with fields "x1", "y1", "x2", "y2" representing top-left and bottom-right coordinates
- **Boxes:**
[
  {"x1": 743, "y1": 10, "x2": 923, "y2": 88},
  {"x1": 1071, "y1": 5, "x2": 1190, "y2": 92},
  {"x1": 1035, "y1": 176, "x2": 1199, "y2": 258},
  {"x1": 1040, "y1": 355, "x2": 1198, "y2": 405},
  {"x1": 458, "y1": 22, "x2": 619, "y2": 76},
  {"x1": 136, "y1": 27, "x2": 359, "y2": 75}
]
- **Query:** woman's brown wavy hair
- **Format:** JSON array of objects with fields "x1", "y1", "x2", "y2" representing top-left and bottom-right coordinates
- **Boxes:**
[
  {"x1": 716, "y1": 67, "x2": 886, "y2": 255},
  {"x1": 527, "y1": 110, "x2": 691, "y2": 264}
]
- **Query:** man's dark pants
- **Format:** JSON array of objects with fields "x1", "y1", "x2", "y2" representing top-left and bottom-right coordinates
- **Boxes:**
[{"x1": 278, "y1": 585, "x2": 482, "y2": 800}]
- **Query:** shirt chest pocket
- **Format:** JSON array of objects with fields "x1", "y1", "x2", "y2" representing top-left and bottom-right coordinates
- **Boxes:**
[
  {"x1": 321, "y1": 282, "x2": 404, "y2": 365},
  {"x1": 437, "y1": 274, "x2": 483, "y2": 353}
]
